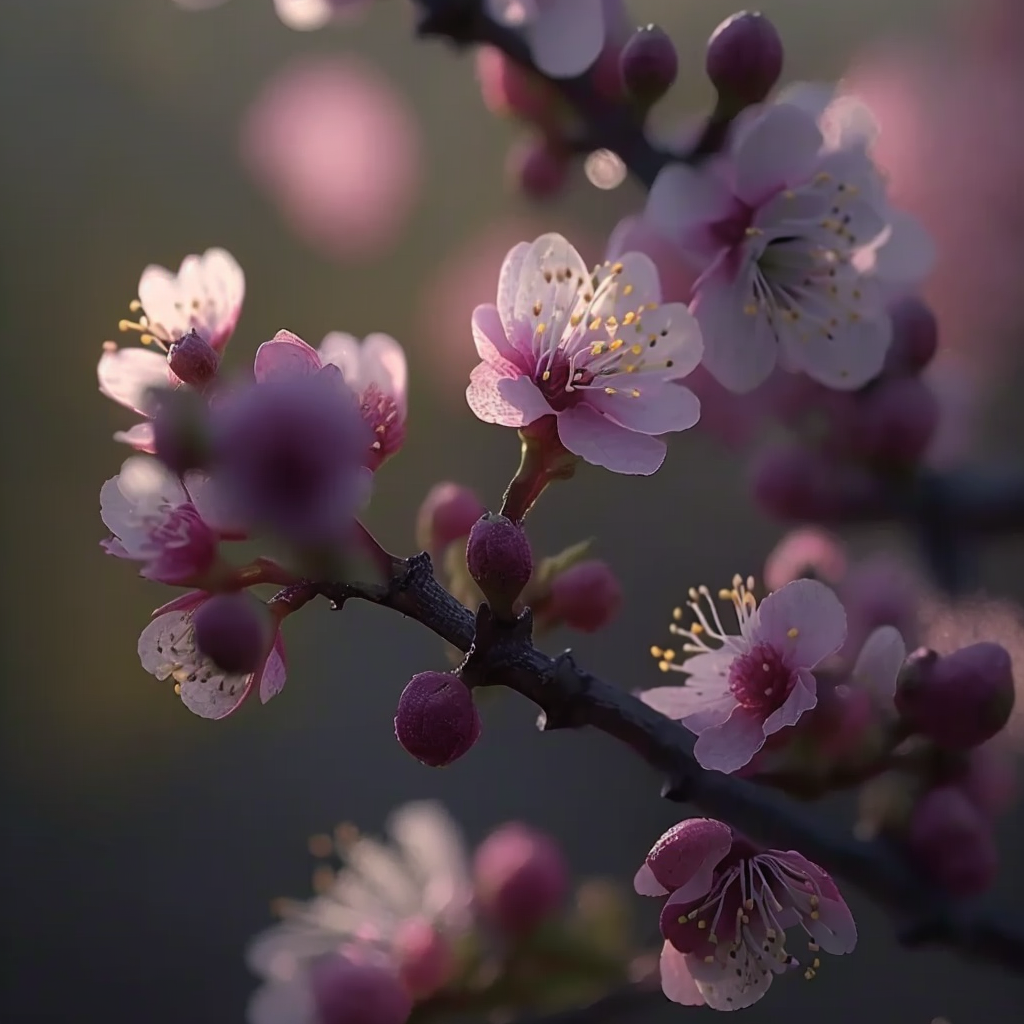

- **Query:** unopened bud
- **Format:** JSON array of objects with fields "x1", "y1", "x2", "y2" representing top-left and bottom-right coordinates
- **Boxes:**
[
  {"x1": 394, "y1": 671, "x2": 481, "y2": 768},
  {"x1": 619, "y1": 25, "x2": 678, "y2": 104},
  {"x1": 310, "y1": 953, "x2": 412, "y2": 1024},
  {"x1": 884, "y1": 297, "x2": 939, "y2": 376},
  {"x1": 416, "y1": 482, "x2": 486, "y2": 555},
  {"x1": 896, "y1": 642, "x2": 1014, "y2": 749},
  {"x1": 192, "y1": 593, "x2": 271, "y2": 676},
  {"x1": 508, "y1": 137, "x2": 569, "y2": 200},
  {"x1": 473, "y1": 822, "x2": 567, "y2": 935},
  {"x1": 855, "y1": 378, "x2": 939, "y2": 468},
  {"x1": 543, "y1": 560, "x2": 623, "y2": 633},
  {"x1": 466, "y1": 514, "x2": 532, "y2": 617},
  {"x1": 168, "y1": 329, "x2": 219, "y2": 389},
  {"x1": 706, "y1": 11, "x2": 784, "y2": 109},
  {"x1": 392, "y1": 918, "x2": 456, "y2": 1000},
  {"x1": 151, "y1": 388, "x2": 213, "y2": 476},
  {"x1": 906, "y1": 785, "x2": 998, "y2": 897},
  {"x1": 764, "y1": 527, "x2": 847, "y2": 591}
]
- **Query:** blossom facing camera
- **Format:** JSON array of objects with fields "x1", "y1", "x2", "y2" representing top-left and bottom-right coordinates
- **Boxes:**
[
  {"x1": 193, "y1": 593, "x2": 272, "y2": 676},
  {"x1": 466, "y1": 233, "x2": 703, "y2": 475},
  {"x1": 636, "y1": 818, "x2": 856, "y2": 1010},
  {"x1": 394, "y1": 672, "x2": 481, "y2": 767},
  {"x1": 473, "y1": 822, "x2": 568, "y2": 935},
  {"x1": 466, "y1": 514, "x2": 533, "y2": 616},
  {"x1": 643, "y1": 577, "x2": 847, "y2": 773},
  {"x1": 416, "y1": 482, "x2": 486, "y2": 555}
]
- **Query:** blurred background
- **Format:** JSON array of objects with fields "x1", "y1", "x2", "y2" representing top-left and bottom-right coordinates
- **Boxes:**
[{"x1": 3, "y1": 0, "x2": 1024, "y2": 1020}]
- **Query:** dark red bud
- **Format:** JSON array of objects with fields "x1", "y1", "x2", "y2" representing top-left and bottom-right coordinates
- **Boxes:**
[
  {"x1": 706, "y1": 11, "x2": 784, "y2": 109},
  {"x1": 466, "y1": 514, "x2": 533, "y2": 616},
  {"x1": 394, "y1": 671, "x2": 481, "y2": 768},
  {"x1": 167, "y1": 329, "x2": 219, "y2": 389},
  {"x1": 619, "y1": 24, "x2": 678, "y2": 104}
]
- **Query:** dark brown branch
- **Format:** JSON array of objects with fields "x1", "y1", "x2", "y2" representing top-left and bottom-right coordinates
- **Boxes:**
[{"x1": 319, "y1": 553, "x2": 1024, "y2": 977}]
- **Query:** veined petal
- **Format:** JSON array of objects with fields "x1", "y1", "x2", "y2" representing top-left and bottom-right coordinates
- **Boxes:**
[
  {"x1": 756, "y1": 579, "x2": 846, "y2": 668},
  {"x1": 682, "y1": 939, "x2": 775, "y2": 1009},
  {"x1": 98, "y1": 347, "x2": 170, "y2": 415},
  {"x1": 512, "y1": 233, "x2": 590, "y2": 341},
  {"x1": 556, "y1": 405, "x2": 667, "y2": 474},
  {"x1": 466, "y1": 363, "x2": 546, "y2": 427},
  {"x1": 780, "y1": 309, "x2": 892, "y2": 391},
  {"x1": 640, "y1": 685, "x2": 735, "y2": 733},
  {"x1": 258, "y1": 633, "x2": 288, "y2": 704},
  {"x1": 497, "y1": 242, "x2": 532, "y2": 336},
  {"x1": 471, "y1": 303, "x2": 524, "y2": 369}
]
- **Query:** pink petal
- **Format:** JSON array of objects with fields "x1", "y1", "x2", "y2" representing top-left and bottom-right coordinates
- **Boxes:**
[
  {"x1": 97, "y1": 347, "x2": 170, "y2": 416},
  {"x1": 526, "y1": 0, "x2": 604, "y2": 78},
  {"x1": 641, "y1": 674, "x2": 734, "y2": 732},
  {"x1": 646, "y1": 163, "x2": 735, "y2": 254},
  {"x1": 732, "y1": 103, "x2": 823, "y2": 206},
  {"x1": 779, "y1": 311, "x2": 892, "y2": 391},
  {"x1": 773, "y1": 851, "x2": 858, "y2": 954},
  {"x1": 692, "y1": 706, "x2": 767, "y2": 773},
  {"x1": 258, "y1": 633, "x2": 288, "y2": 704},
  {"x1": 113, "y1": 421, "x2": 156, "y2": 452},
  {"x1": 683, "y1": 943, "x2": 775, "y2": 1010},
  {"x1": 659, "y1": 942, "x2": 705, "y2": 1006},
  {"x1": 511, "y1": 233, "x2": 589, "y2": 329},
  {"x1": 471, "y1": 303, "x2": 523, "y2": 368},
  {"x1": 254, "y1": 330, "x2": 322, "y2": 382},
  {"x1": 635, "y1": 302, "x2": 705, "y2": 380},
  {"x1": 605, "y1": 214, "x2": 699, "y2": 303},
  {"x1": 762, "y1": 668, "x2": 817, "y2": 736},
  {"x1": 359, "y1": 333, "x2": 407, "y2": 409},
  {"x1": 633, "y1": 862, "x2": 668, "y2": 897},
  {"x1": 647, "y1": 818, "x2": 733, "y2": 897},
  {"x1": 555, "y1": 405, "x2": 667, "y2": 475},
  {"x1": 466, "y1": 363, "x2": 547, "y2": 427},
  {"x1": 136, "y1": 265, "x2": 183, "y2": 339},
  {"x1": 496, "y1": 242, "x2": 531, "y2": 336},
  {"x1": 589, "y1": 251, "x2": 662, "y2": 318},
  {"x1": 756, "y1": 578, "x2": 847, "y2": 668},
  {"x1": 850, "y1": 625, "x2": 906, "y2": 699},
  {"x1": 586, "y1": 380, "x2": 700, "y2": 435}
]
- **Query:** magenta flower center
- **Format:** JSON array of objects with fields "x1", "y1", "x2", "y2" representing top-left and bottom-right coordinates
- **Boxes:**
[
  {"x1": 728, "y1": 640, "x2": 794, "y2": 713},
  {"x1": 534, "y1": 351, "x2": 593, "y2": 412}
]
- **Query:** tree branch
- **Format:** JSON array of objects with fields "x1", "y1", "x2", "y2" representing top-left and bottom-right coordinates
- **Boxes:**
[{"x1": 319, "y1": 553, "x2": 1024, "y2": 977}]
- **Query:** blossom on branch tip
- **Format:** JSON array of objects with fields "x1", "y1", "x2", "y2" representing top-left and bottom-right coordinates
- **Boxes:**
[
  {"x1": 138, "y1": 591, "x2": 286, "y2": 719},
  {"x1": 646, "y1": 90, "x2": 932, "y2": 393},
  {"x1": 643, "y1": 577, "x2": 846, "y2": 773},
  {"x1": 466, "y1": 233, "x2": 703, "y2": 475},
  {"x1": 635, "y1": 819, "x2": 856, "y2": 1009}
]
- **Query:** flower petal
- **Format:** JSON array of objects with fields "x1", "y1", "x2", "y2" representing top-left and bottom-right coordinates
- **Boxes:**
[
  {"x1": 692, "y1": 707, "x2": 767, "y2": 773},
  {"x1": 556, "y1": 405, "x2": 667, "y2": 475},
  {"x1": 97, "y1": 347, "x2": 170, "y2": 415},
  {"x1": 511, "y1": 233, "x2": 590, "y2": 338},
  {"x1": 774, "y1": 851, "x2": 858, "y2": 954},
  {"x1": 762, "y1": 668, "x2": 817, "y2": 736},
  {"x1": 113, "y1": 421, "x2": 157, "y2": 452},
  {"x1": 587, "y1": 380, "x2": 700, "y2": 435},
  {"x1": 257, "y1": 633, "x2": 288, "y2": 704},
  {"x1": 659, "y1": 943, "x2": 705, "y2": 1006},
  {"x1": 497, "y1": 242, "x2": 531, "y2": 335},
  {"x1": 641, "y1": 679, "x2": 734, "y2": 733},
  {"x1": 648, "y1": 818, "x2": 733, "y2": 898},
  {"x1": 683, "y1": 941, "x2": 776, "y2": 1009},
  {"x1": 471, "y1": 303, "x2": 523, "y2": 368},
  {"x1": 756, "y1": 578, "x2": 847, "y2": 668},
  {"x1": 646, "y1": 163, "x2": 735, "y2": 255},
  {"x1": 732, "y1": 103, "x2": 823, "y2": 206},
  {"x1": 525, "y1": 0, "x2": 604, "y2": 78},
  {"x1": 850, "y1": 625, "x2": 906, "y2": 699},
  {"x1": 254, "y1": 330, "x2": 322, "y2": 382},
  {"x1": 633, "y1": 862, "x2": 669, "y2": 896},
  {"x1": 466, "y1": 363, "x2": 547, "y2": 427}
]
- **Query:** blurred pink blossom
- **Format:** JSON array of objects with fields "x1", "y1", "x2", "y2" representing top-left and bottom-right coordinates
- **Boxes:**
[{"x1": 241, "y1": 58, "x2": 421, "y2": 261}]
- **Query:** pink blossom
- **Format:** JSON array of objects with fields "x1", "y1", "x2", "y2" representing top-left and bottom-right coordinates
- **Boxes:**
[
  {"x1": 635, "y1": 819, "x2": 856, "y2": 1009},
  {"x1": 646, "y1": 92, "x2": 932, "y2": 393},
  {"x1": 97, "y1": 248, "x2": 244, "y2": 451},
  {"x1": 644, "y1": 577, "x2": 846, "y2": 772},
  {"x1": 138, "y1": 591, "x2": 286, "y2": 719},
  {"x1": 254, "y1": 328, "x2": 407, "y2": 470},
  {"x1": 100, "y1": 456, "x2": 222, "y2": 585},
  {"x1": 763, "y1": 527, "x2": 847, "y2": 593},
  {"x1": 241, "y1": 58, "x2": 420, "y2": 261},
  {"x1": 466, "y1": 233, "x2": 703, "y2": 475}
]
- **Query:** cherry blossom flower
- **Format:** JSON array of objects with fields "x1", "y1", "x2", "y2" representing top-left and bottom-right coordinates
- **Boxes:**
[
  {"x1": 646, "y1": 92, "x2": 932, "y2": 393},
  {"x1": 635, "y1": 818, "x2": 856, "y2": 1010},
  {"x1": 138, "y1": 591, "x2": 286, "y2": 719},
  {"x1": 97, "y1": 248, "x2": 244, "y2": 451},
  {"x1": 254, "y1": 329, "x2": 407, "y2": 470},
  {"x1": 100, "y1": 456, "x2": 225, "y2": 585},
  {"x1": 644, "y1": 577, "x2": 847, "y2": 772},
  {"x1": 466, "y1": 233, "x2": 703, "y2": 475},
  {"x1": 247, "y1": 802, "x2": 472, "y2": 1023},
  {"x1": 486, "y1": 0, "x2": 608, "y2": 79}
]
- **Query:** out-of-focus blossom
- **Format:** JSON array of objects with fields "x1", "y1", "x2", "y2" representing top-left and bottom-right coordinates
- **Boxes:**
[
  {"x1": 247, "y1": 802, "x2": 472, "y2": 1022},
  {"x1": 536, "y1": 559, "x2": 622, "y2": 634},
  {"x1": 139, "y1": 591, "x2": 286, "y2": 719},
  {"x1": 764, "y1": 528, "x2": 847, "y2": 592},
  {"x1": 416, "y1": 483, "x2": 485, "y2": 556},
  {"x1": 255, "y1": 329, "x2": 407, "y2": 471},
  {"x1": 100, "y1": 455, "x2": 222, "y2": 585},
  {"x1": 644, "y1": 578, "x2": 846, "y2": 772},
  {"x1": 647, "y1": 92, "x2": 932, "y2": 393},
  {"x1": 466, "y1": 233, "x2": 703, "y2": 475},
  {"x1": 98, "y1": 248, "x2": 244, "y2": 451},
  {"x1": 635, "y1": 818, "x2": 856, "y2": 1009},
  {"x1": 486, "y1": 0, "x2": 608, "y2": 79},
  {"x1": 241, "y1": 58, "x2": 420, "y2": 261}
]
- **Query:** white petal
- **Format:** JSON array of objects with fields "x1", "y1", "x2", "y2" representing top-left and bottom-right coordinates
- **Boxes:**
[
  {"x1": 512, "y1": 233, "x2": 590, "y2": 341},
  {"x1": 497, "y1": 242, "x2": 532, "y2": 336},
  {"x1": 850, "y1": 625, "x2": 906, "y2": 699},
  {"x1": 97, "y1": 347, "x2": 170, "y2": 415},
  {"x1": 659, "y1": 943, "x2": 705, "y2": 1006}
]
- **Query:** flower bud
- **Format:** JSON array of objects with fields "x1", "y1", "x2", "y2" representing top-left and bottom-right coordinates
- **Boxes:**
[
  {"x1": 855, "y1": 378, "x2": 939, "y2": 468},
  {"x1": 310, "y1": 953, "x2": 412, "y2": 1024},
  {"x1": 543, "y1": 560, "x2": 622, "y2": 633},
  {"x1": 394, "y1": 671, "x2": 481, "y2": 768},
  {"x1": 473, "y1": 823, "x2": 568, "y2": 935},
  {"x1": 151, "y1": 388, "x2": 213, "y2": 476},
  {"x1": 192, "y1": 593, "x2": 271, "y2": 676},
  {"x1": 896, "y1": 643, "x2": 1015, "y2": 749},
  {"x1": 508, "y1": 137, "x2": 569, "y2": 200},
  {"x1": 906, "y1": 785, "x2": 998, "y2": 897},
  {"x1": 167, "y1": 329, "x2": 219, "y2": 389},
  {"x1": 416, "y1": 483, "x2": 486, "y2": 555},
  {"x1": 466, "y1": 514, "x2": 532, "y2": 617},
  {"x1": 706, "y1": 11, "x2": 784, "y2": 110},
  {"x1": 619, "y1": 25, "x2": 678, "y2": 104},
  {"x1": 392, "y1": 918, "x2": 455, "y2": 1000},
  {"x1": 884, "y1": 297, "x2": 939, "y2": 376}
]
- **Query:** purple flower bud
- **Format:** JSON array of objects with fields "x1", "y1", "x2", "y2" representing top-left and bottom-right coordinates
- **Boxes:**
[
  {"x1": 394, "y1": 671, "x2": 481, "y2": 768},
  {"x1": 619, "y1": 25, "x2": 678, "y2": 104},
  {"x1": 706, "y1": 11, "x2": 784, "y2": 109},
  {"x1": 151, "y1": 389, "x2": 213, "y2": 476},
  {"x1": 212, "y1": 376, "x2": 371, "y2": 548},
  {"x1": 416, "y1": 482, "x2": 486, "y2": 555},
  {"x1": 310, "y1": 953, "x2": 412, "y2": 1024},
  {"x1": 884, "y1": 297, "x2": 939, "y2": 376},
  {"x1": 906, "y1": 785, "x2": 998, "y2": 897},
  {"x1": 192, "y1": 593, "x2": 271, "y2": 675},
  {"x1": 896, "y1": 642, "x2": 1015, "y2": 749},
  {"x1": 392, "y1": 918, "x2": 455, "y2": 1000},
  {"x1": 855, "y1": 378, "x2": 939, "y2": 468},
  {"x1": 508, "y1": 138, "x2": 569, "y2": 201},
  {"x1": 466, "y1": 514, "x2": 532, "y2": 616},
  {"x1": 473, "y1": 822, "x2": 567, "y2": 935},
  {"x1": 167, "y1": 329, "x2": 219, "y2": 389},
  {"x1": 544, "y1": 560, "x2": 623, "y2": 633}
]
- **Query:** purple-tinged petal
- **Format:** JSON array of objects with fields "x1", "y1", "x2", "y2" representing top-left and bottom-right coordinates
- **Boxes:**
[
  {"x1": 857, "y1": 210, "x2": 936, "y2": 293},
  {"x1": 633, "y1": 862, "x2": 668, "y2": 897},
  {"x1": 659, "y1": 943, "x2": 705, "y2": 1006},
  {"x1": 645, "y1": 818, "x2": 733, "y2": 896},
  {"x1": 762, "y1": 668, "x2": 817, "y2": 736},
  {"x1": 692, "y1": 706, "x2": 766, "y2": 773},
  {"x1": 258, "y1": 633, "x2": 288, "y2": 704},
  {"x1": 732, "y1": 103, "x2": 823, "y2": 206},
  {"x1": 646, "y1": 163, "x2": 734, "y2": 254},
  {"x1": 525, "y1": 0, "x2": 604, "y2": 79},
  {"x1": 179, "y1": 666, "x2": 253, "y2": 719},
  {"x1": 756, "y1": 578, "x2": 846, "y2": 668},
  {"x1": 113, "y1": 421, "x2": 157, "y2": 452},
  {"x1": 850, "y1": 625, "x2": 906, "y2": 699},
  {"x1": 587, "y1": 379, "x2": 700, "y2": 435},
  {"x1": 555, "y1": 405, "x2": 667, "y2": 475},
  {"x1": 779, "y1": 309, "x2": 892, "y2": 391},
  {"x1": 634, "y1": 302, "x2": 705, "y2": 380},
  {"x1": 683, "y1": 941, "x2": 776, "y2": 1009},
  {"x1": 471, "y1": 303, "x2": 524, "y2": 369},
  {"x1": 466, "y1": 363, "x2": 546, "y2": 427},
  {"x1": 254, "y1": 330, "x2": 322, "y2": 382},
  {"x1": 773, "y1": 851, "x2": 857, "y2": 954},
  {"x1": 98, "y1": 347, "x2": 170, "y2": 416}
]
